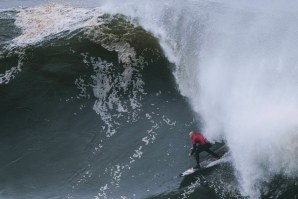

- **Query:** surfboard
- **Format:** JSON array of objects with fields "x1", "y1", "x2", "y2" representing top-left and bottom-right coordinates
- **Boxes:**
[{"x1": 179, "y1": 157, "x2": 222, "y2": 177}]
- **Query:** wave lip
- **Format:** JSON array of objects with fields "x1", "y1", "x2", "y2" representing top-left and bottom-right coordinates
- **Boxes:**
[
  {"x1": 12, "y1": 4, "x2": 103, "y2": 46},
  {"x1": 0, "y1": 4, "x2": 104, "y2": 85}
]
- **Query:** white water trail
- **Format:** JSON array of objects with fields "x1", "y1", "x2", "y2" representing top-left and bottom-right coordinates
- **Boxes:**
[{"x1": 101, "y1": 0, "x2": 298, "y2": 197}]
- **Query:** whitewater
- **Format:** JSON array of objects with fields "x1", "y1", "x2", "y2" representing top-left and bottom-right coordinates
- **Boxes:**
[
  {"x1": 101, "y1": 0, "x2": 298, "y2": 197},
  {"x1": 0, "y1": 0, "x2": 298, "y2": 198}
]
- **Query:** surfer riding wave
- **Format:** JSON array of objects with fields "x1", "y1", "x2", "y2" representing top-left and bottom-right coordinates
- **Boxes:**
[{"x1": 188, "y1": 131, "x2": 221, "y2": 169}]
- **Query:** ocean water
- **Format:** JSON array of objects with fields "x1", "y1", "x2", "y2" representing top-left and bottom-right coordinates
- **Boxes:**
[{"x1": 0, "y1": 1, "x2": 298, "y2": 199}]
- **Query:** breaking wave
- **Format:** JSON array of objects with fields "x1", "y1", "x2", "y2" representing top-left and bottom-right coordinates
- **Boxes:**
[{"x1": 1, "y1": 1, "x2": 298, "y2": 199}]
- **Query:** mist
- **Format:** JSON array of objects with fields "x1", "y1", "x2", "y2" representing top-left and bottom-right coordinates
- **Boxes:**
[{"x1": 101, "y1": 0, "x2": 298, "y2": 197}]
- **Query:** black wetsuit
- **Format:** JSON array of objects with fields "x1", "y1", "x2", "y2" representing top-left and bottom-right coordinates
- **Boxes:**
[{"x1": 190, "y1": 142, "x2": 220, "y2": 168}]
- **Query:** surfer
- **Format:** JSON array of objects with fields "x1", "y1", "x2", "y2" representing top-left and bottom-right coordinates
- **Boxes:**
[{"x1": 188, "y1": 131, "x2": 220, "y2": 169}]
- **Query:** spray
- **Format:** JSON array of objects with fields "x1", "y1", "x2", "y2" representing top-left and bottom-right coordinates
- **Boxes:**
[{"x1": 101, "y1": 0, "x2": 298, "y2": 197}]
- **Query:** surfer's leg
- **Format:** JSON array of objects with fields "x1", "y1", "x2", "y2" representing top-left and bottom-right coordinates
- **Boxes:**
[
  {"x1": 205, "y1": 148, "x2": 220, "y2": 159},
  {"x1": 193, "y1": 151, "x2": 201, "y2": 169},
  {"x1": 195, "y1": 153, "x2": 200, "y2": 164},
  {"x1": 193, "y1": 145, "x2": 205, "y2": 169},
  {"x1": 203, "y1": 144, "x2": 220, "y2": 158}
]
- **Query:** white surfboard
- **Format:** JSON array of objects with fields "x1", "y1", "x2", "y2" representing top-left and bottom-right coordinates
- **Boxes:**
[{"x1": 179, "y1": 157, "x2": 227, "y2": 177}]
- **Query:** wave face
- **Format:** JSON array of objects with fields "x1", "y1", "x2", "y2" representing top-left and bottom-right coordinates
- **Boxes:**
[
  {"x1": 0, "y1": 3, "x2": 201, "y2": 199},
  {"x1": 1, "y1": 1, "x2": 298, "y2": 199}
]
